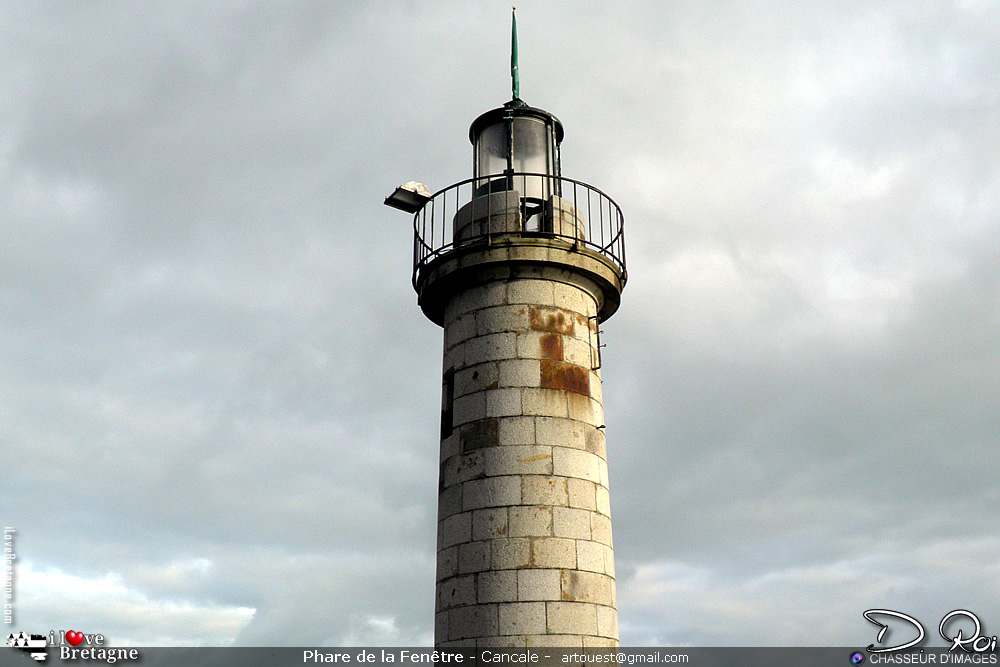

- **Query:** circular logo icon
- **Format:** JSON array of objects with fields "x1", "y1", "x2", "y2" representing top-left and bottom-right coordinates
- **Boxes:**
[{"x1": 850, "y1": 652, "x2": 865, "y2": 665}]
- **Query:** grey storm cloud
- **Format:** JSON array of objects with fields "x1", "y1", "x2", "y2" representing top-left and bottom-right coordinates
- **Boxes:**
[{"x1": 2, "y1": 0, "x2": 998, "y2": 647}]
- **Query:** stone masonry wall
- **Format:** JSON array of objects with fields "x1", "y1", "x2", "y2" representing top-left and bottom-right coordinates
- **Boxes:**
[{"x1": 435, "y1": 275, "x2": 618, "y2": 647}]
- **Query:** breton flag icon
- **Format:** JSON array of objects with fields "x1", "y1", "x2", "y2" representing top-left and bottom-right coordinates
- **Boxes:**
[{"x1": 5, "y1": 632, "x2": 48, "y2": 661}]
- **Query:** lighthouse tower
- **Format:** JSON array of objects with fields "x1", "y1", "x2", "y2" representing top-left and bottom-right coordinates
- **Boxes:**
[{"x1": 385, "y1": 17, "x2": 626, "y2": 648}]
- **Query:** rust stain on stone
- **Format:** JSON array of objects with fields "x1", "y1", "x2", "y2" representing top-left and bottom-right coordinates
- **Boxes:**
[
  {"x1": 561, "y1": 570, "x2": 578, "y2": 601},
  {"x1": 540, "y1": 359, "x2": 590, "y2": 397},
  {"x1": 518, "y1": 454, "x2": 551, "y2": 463},
  {"x1": 539, "y1": 333, "x2": 563, "y2": 360},
  {"x1": 487, "y1": 512, "x2": 508, "y2": 536},
  {"x1": 525, "y1": 536, "x2": 538, "y2": 568},
  {"x1": 529, "y1": 306, "x2": 575, "y2": 335}
]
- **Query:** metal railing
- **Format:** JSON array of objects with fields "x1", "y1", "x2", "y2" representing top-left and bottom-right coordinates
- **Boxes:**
[{"x1": 412, "y1": 172, "x2": 626, "y2": 288}]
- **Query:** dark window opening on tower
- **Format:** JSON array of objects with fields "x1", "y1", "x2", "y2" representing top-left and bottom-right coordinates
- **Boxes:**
[{"x1": 441, "y1": 369, "x2": 455, "y2": 439}]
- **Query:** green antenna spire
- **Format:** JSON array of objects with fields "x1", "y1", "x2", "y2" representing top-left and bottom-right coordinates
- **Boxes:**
[{"x1": 511, "y1": 7, "x2": 520, "y2": 100}]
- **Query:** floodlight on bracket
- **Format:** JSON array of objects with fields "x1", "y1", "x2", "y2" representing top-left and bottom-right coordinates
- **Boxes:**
[{"x1": 384, "y1": 181, "x2": 432, "y2": 214}]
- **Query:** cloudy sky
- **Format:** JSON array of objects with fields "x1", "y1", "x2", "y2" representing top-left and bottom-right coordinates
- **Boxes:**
[{"x1": 3, "y1": 0, "x2": 998, "y2": 648}]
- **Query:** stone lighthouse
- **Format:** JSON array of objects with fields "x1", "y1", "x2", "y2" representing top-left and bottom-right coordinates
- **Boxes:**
[{"x1": 385, "y1": 19, "x2": 626, "y2": 648}]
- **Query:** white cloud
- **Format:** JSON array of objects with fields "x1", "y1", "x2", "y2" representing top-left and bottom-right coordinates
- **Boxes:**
[{"x1": 14, "y1": 561, "x2": 255, "y2": 646}]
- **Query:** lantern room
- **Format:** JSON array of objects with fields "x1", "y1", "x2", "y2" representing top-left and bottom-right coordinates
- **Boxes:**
[{"x1": 469, "y1": 98, "x2": 564, "y2": 201}]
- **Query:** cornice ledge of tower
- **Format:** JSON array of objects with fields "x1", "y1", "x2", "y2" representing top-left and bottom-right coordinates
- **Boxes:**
[{"x1": 413, "y1": 234, "x2": 625, "y2": 327}]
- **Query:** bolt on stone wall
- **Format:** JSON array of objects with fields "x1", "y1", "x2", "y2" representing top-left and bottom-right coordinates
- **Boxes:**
[{"x1": 435, "y1": 275, "x2": 618, "y2": 648}]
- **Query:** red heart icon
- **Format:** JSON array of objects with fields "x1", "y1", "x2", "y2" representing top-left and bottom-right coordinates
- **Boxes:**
[{"x1": 65, "y1": 631, "x2": 84, "y2": 647}]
